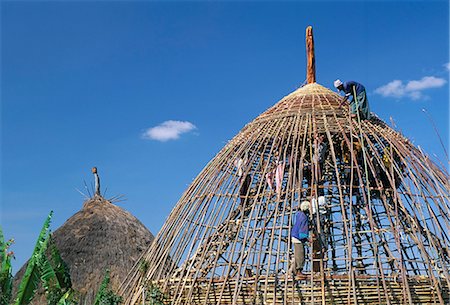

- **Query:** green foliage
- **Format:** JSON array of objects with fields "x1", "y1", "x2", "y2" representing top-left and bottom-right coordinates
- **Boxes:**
[
  {"x1": 46, "y1": 286, "x2": 77, "y2": 305},
  {"x1": 0, "y1": 226, "x2": 14, "y2": 305},
  {"x1": 40, "y1": 237, "x2": 61, "y2": 293},
  {"x1": 49, "y1": 240, "x2": 71, "y2": 290},
  {"x1": 2, "y1": 212, "x2": 76, "y2": 305},
  {"x1": 14, "y1": 211, "x2": 54, "y2": 305},
  {"x1": 94, "y1": 270, "x2": 122, "y2": 305},
  {"x1": 43, "y1": 238, "x2": 73, "y2": 305},
  {"x1": 96, "y1": 290, "x2": 122, "y2": 305},
  {"x1": 138, "y1": 259, "x2": 150, "y2": 274},
  {"x1": 46, "y1": 285, "x2": 64, "y2": 305},
  {"x1": 56, "y1": 289, "x2": 77, "y2": 305},
  {"x1": 145, "y1": 283, "x2": 166, "y2": 305},
  {"x1": 94, "y1": 270, "x2": 111, "y2": 305}
]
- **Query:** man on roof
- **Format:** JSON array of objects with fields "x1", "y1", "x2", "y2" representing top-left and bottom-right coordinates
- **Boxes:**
[{"x1": 334, "y1": 79, "x2": 371, "y2": 120}]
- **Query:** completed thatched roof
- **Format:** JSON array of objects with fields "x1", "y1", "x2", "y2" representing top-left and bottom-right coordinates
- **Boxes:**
[{"x1": 14, "y1": 196, "x2": 154, "y2": 304}]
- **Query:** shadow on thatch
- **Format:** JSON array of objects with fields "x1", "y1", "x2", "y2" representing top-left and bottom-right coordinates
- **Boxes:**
[{"x1": 13, "y1": 196, "x2": 154, "y2": 304}]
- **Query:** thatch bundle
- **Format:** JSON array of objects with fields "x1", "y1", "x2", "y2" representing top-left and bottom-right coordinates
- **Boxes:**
[{"x1": 14, "y1": 196, "x2": 154, "y2": 304}]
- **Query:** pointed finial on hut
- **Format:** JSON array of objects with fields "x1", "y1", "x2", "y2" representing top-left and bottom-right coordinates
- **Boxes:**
[
  {"x1": 306, "y1": 26, "x2": 316, "y2": 84},
  {"x1": 92, "y1": 167, "x2": 101, "y2": 197}
]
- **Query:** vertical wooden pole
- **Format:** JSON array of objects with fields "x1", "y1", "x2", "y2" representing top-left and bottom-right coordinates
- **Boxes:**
[
  {"x1": 92, "y1": 167, "x2": 101, "y2": 196},
  {"x1": 306, "y1": 26, "x2": 316, "y2": 84}
]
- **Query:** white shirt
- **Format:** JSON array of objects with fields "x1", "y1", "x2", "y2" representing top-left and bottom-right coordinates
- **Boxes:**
[{"x1": 311, "y1": 196, "x2": 327, "y2": 215}]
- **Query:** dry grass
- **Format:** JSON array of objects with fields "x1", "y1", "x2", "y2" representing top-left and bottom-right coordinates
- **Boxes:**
[{"x1": 13, "y1": 196, "x2": 154, "y2": 304}]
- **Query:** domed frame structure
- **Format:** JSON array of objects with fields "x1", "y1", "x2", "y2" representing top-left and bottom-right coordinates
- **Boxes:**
[{"x1": 120, "y1": 27, "x2": 449, "y2": 305}]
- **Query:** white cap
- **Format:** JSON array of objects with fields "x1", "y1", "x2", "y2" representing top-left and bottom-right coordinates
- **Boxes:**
[
  {"x1": 300, "y1": 201, "x2": 310, "y2": 212},
  {"x1": 334, "y1": 79, "x2": 343, "y2": 89},
  {"x1": 318, "y1": 196, "x2": 326, "y2": 206}
]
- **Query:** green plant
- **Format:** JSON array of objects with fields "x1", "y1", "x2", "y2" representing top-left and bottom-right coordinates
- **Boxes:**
[
  {"x1": 55, "y1": 289, "x2": 77, "y2": 305},
  {"x1": 12, "y1": 211, "x2": 77, "y2": 305},
  {"x1": 94, "y1": 270, "x2": 122, "y2": 305},
  {"x1": 0, "y1": 226, "x2": 14, "y2": 305},
  {"x1": 14, "y1": 211, "x2": 54, "y2": 305},
  {"x1": 145, "y1": 283, "x2": 166, "y2": 305},
  {"x1": 138, "y1": 259, "x2": 150, "y2": 274},
  {"x1": 43, "y1": 238, "x2": 73, "y2": 305}
]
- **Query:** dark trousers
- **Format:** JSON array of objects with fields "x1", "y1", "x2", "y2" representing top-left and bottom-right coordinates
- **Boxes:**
[{"x1": 294, "y1": 242, "x2": 305, "y2": 272}]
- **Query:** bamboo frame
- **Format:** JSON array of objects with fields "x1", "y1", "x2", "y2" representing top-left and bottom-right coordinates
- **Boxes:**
[{"x1": 119, "y1": 83, "x2": 450, "y2": 305}]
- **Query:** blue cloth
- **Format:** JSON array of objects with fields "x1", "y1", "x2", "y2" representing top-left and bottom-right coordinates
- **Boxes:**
[
  {"x1": 291, "y1": 211, "x2": 309, "y2": 240},
  {"x1": 342, "y1": 81, "x2": 365, "y2": 98},
  {"x1": 341, "y1": 81, "x2": 370, "y2": 120}
]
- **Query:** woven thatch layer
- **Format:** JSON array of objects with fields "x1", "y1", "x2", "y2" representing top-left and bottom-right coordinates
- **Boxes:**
[{"x1": 14, "y1": 196, "x2": 154, "y2": 304}]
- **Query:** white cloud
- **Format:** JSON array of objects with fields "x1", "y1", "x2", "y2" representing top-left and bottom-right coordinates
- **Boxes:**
[
  {"x1": 375, "y1": 76, "x2": 447, "y2": 100},
  {"x1": 374, "y1": 80, "x2": 405, "y2": 98},
  {"x1": 405, "y1": 76, "x2": 446, "y2": 91},
  {"x1": 444, "y1": 62, "x2": 450, "y2": 71},
  {"x1": 142, "y1": 120, "x2": 197, "y2": 142}
]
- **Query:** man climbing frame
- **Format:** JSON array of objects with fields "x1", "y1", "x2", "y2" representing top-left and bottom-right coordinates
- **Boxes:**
[
  {"x1": 291, "y1": 201, "x2": 310, "y2": 276},
  {"x1": 334, "y1": 79, "x2": 371, "y2": 120}
]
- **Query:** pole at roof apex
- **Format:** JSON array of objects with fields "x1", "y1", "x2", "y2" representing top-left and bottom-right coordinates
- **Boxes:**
[{"x1": 306, "y1": 26, "x2": 316, "y2": 84}]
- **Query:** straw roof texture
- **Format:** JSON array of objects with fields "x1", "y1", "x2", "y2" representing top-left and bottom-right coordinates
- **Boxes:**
[
  {"x1": 14, "y1": 196, "x2": 154, "y2": 304},
  {"x1": 119, "y1": 82, "x2": 449, "y2": 305}
]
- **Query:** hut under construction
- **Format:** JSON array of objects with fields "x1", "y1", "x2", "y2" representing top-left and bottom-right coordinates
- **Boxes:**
[
  {"x1": 14, "y1": 193, "x2": 154, "y2": 304},
  {"x1": 119, "y1": 27, "x2": 449, "y2": 304}
]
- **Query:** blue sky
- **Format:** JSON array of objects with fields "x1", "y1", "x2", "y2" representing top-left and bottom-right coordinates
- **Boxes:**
[{"x1": 1, "y1": 0, "x2": 448, "y2": 273}]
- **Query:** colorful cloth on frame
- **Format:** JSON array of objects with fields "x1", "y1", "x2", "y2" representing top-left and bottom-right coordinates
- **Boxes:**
[
  {"x1": 266, "y1": 158, "x2": 285, "y2": 195},
  {"x1": 266, "y1": 171, "x2": 274, "y2": 190},
  {"x1": 275, "y1": 160, "x2": 285, "y2": 195},
  {"x1": 234, "y1": 154, "x2": 248, "y2": 178}
]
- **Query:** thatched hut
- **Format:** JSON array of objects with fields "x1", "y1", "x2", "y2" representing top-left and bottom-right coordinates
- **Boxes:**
[
  {"x1": 14, "y1": 195, "x2": 154, "y2": 304},
  {"x1": 119, "y1": 27, "x2": 449, "y2": 304}
]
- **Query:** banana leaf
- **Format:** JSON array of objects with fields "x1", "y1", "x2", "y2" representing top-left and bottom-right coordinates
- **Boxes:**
[
  {"x1": 0, "y1": 226, "x2": 13, "y2": 305},
  {"x1": 13, "y1": 211, "x2": 53, "y2": 305},
  {"x1": 41, "y1": 236, "x2": 73, "y2": 305},
  {"x1": 0, "y1": 226, "x2": 7, "y2": 271},
  {"x1": 39, "y1": 236, "x2": 60, "y2": 291},
  {"x1": 49, "y1": 237, "x2": 71, "y2": 290}
]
